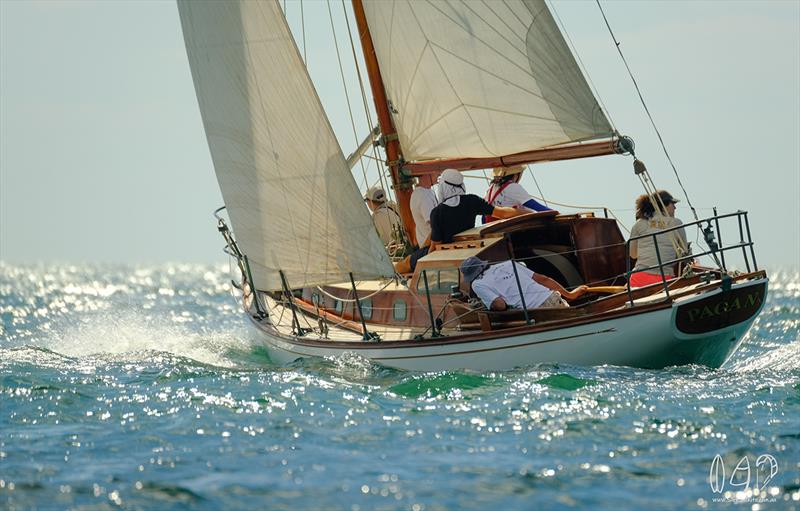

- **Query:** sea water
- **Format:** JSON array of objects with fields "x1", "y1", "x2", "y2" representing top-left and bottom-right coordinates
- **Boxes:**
[{"x1": 1, "y1": 263, "x2": 798, "y2": 510}]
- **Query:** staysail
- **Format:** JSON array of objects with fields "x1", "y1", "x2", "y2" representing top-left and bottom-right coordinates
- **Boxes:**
[
  {"x1": 178, "y1": 0, "x2": 394, "y2": 291},
  {"x1": 362, "y1": 0, "x2": 614, "y2": 161}
]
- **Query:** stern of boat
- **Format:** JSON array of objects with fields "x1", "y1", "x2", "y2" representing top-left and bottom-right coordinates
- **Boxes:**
[{"x1": 667, "y1": 276, "x2": 768, "y2": 367}]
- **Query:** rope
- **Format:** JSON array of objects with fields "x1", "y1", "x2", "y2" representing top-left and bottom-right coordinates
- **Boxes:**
[
  {"x1": 326, "y1": 0, "x2": 370, "y2": 190},
  {"x1": 315, "y1": 278, "x2": 395, "y2": 303},
  {"x1": 529, "y1": 167, "x2": 550, "y2": 209},
  {"x1": 341, "y1": 0, "x2": 384, "y2": 183},
  {"x1": 337, "y1": 3, "x2": 404, "y2": 244},
  {"x1": 595, "y1": 0, "x2": 699, "y2": 224}
]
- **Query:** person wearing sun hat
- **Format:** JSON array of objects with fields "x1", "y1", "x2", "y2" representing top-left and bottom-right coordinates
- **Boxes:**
[
  {"x1": 364, "y1": 185, "x2": 402, "y2": 246},
  {"x1": 628, "y1": 190, "x2": 690, "y2": 287},
  {"x1": 427, "y1": 169, "x2": 525, "y2": 253},
  {"x1": 483, "y1": 164, "x2": 554, "y2": 223},
  {"x1": 460, "y1": 256, "x2": 588, "y2": 311}
]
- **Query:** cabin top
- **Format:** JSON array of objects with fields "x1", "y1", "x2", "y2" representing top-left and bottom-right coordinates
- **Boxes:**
[
  {"x1": 455, "y1": 210, "x2": 560, "y2": 239},
  {"x1": 419, "y1": 236, "x2": 504, "y2": 263}
]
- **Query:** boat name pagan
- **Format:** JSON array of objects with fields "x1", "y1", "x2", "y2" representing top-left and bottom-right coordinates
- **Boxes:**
[{"x1": 685, "y1": 291, "x2": 763, "y2": 323}]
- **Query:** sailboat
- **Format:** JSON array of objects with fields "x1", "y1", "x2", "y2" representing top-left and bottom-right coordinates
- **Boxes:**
[{"x1": 177, "y1": 0, "x2": 768, "y2": 371}]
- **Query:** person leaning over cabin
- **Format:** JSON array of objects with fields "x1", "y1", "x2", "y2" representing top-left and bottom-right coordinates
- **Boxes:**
[
  {"x1": 393, "y1": 172, "x2": 440, "y2": 274},
  {"x1": 483, "y1": 165, "x2": 553, "y2": 223},
  {"x1": 428, "y1": 169, "x2": 525, "y2": 252},
  {"x1": 364, "y1": 186, "x2": 402, "y2": 246},
  {"x1": 628, "y1": 190, "x2": 690, "y2": 287},
  {"x1": 461, "y1": 257, "x2": 588, "y2": 311}
]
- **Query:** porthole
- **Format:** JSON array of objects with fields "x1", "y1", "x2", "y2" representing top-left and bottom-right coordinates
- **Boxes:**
[
  {"x1": 393, "y1": 300, "x2": 407, "y2": 321},
  {"x1": 360, "y1": 299, "x2": 373, "y2": 320}
]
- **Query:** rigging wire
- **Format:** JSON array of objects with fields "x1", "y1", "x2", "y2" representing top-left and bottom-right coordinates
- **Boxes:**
[
  {"x1": 326, "y1": 0, "x2": 370, "y2": 189},
  {"x1": 300, "y1": 0, "x2": 307, "y2": 64},
  {"x1": 341, "y1": 0, "x2": 384, "y2": 177},
  {"x1": 472, "y1": 172, "x2": 631, "y2": 233},
  {"x1": 548, "y1": 0, "x2": 616, "y2": 130},
  {"x1": 527, "y1": 165, "x2": 550, "y2": 208},
  {"x1": 339, "y1": 0, "x2": 404, "y2": 238},
  {"x1": 595, "y1": 0, "x2": 699, "y2": 224}
]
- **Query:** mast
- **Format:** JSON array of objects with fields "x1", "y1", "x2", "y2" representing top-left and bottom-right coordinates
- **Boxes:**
[{"x1": 351, "y1": 0, "x2": 417, "y2": 246}]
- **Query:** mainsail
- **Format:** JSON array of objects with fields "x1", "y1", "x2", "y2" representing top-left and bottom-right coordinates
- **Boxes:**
[
  {"x1": 178, "y1": 0, "x2": 394, "y2": 291},
  {"x1": 362, "y1": 0, "x2": 614, "y2": 161}
]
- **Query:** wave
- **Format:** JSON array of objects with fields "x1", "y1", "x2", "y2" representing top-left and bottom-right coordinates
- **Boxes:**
[{"x1": 4, "y1": 310, "x2": 260, "y2": 370}]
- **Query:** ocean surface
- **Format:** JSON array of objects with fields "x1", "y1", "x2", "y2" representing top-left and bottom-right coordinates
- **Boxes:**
[{"x1": 1, "y1": 263, "x2": 798, "y2": 511}]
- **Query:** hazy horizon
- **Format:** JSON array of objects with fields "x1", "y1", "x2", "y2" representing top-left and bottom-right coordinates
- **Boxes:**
[{"x1": 2, "y1": 1, "x2": 798, "y2": 268}]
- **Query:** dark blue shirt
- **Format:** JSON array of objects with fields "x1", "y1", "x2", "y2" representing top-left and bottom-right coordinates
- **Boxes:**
[{"x1": 430, "y1": 194, "x2": 494, "y2": 244}]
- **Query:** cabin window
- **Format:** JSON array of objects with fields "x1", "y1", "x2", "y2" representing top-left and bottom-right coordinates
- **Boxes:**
[
  {"x1": 311, "y1": 293, "x2": 321, "y2": 306},
  {"x1": 393, "y1": 300, "x2": 407, "y2": 321},
  {"x1": 334, "y1": 300, "x2": 343, "y2": 314},
  {"x1": 437, "y1": 269, "x2": 460, "y2": 292},
  {"x1": 417, "y1": 268, "x2": 460, "y2": 294},
  {"x1": 360, "y1": 298, "x2": 373, "y2": 320}
]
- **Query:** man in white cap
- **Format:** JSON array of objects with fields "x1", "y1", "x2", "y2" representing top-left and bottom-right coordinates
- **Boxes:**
[
  {"x1": 460, "y1": 256, "x2": 588, "y2": 311},
  {"x1": 429, "y1": 169, "x2": 524, "y2": 252},
  {"x1": 364, "y1": 186, "x2": 402, "y2": 246},
  {"x1": 483, "y1": 165, "x2": 553, "y2": 223}
]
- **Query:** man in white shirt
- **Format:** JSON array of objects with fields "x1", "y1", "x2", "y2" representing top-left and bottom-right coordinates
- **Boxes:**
[
  {"x1": 460, "y1": 257, "x2": 588, "y2": 311},
  {"x1": 409, "y1": 172, "x2": 439, "y2": 248}
]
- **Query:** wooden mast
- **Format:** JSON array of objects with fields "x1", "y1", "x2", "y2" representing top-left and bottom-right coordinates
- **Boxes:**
[{"x1": 351, "y1": 0, "x2": 417, "y2": 246}]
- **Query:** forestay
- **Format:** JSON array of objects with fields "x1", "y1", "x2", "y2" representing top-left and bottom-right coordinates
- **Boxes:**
[
  {"x1": 178, "y1": 0, "x2": 394, "y2": 291},
  {"x1": 362, "y1": 0, "x2": 614, "y2": 161}
]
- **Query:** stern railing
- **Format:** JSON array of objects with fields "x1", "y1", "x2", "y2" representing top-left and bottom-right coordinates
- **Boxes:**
[{"x1": 624, "y1": 210, "x2": 758, "y2": 306}]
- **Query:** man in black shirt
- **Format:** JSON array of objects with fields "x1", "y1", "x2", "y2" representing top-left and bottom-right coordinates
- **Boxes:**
[{"x1": 429, "y1": 169, "x2": 524, "y2": 251}]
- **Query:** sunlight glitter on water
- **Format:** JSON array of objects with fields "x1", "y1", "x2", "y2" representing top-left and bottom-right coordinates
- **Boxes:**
[{"x1": 0, "y1": 263, "x2": 798, "y2": 510}]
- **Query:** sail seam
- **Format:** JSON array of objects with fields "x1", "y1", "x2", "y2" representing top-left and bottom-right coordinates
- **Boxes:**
[
  {"x1": 414, "y1": 21, "x2": 600, "y2": 121},
  {"x1": 252, "y1": 1, "x2": 307, "y2": 278},
  {"x1": 427, "y1": 41, "x2": 593, "y2": 111},
  {"x1": 404, "y1": 103, "x2": 463, "y2": 151},
  {"x1": 548, "y1": 0, "x2": 616, "y2": 131},
  {"x1": 462, "y1": 1, "x2": 530, "y2": 59},
  {"x1": 398, "y1": 40, "x2": 433, "y2": 130},
  {"x1": 405, "y1": 1, "x2": 494, "y2": 156},
  {"x1": 426, "y1": 0, "x2": 604, "y2": 124},
  {"x1": 423, "y1": 1, "x2": 538, "y2": 82}
]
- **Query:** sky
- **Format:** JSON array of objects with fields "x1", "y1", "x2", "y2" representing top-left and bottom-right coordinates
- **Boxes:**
[{"x1": 1, "y1": 0, "x2": 798, "y2": 268}]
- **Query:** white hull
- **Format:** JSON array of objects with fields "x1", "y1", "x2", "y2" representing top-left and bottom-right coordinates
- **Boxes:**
[{"x1": 249, "y1": 278, "x2": 766, "y2": 371}]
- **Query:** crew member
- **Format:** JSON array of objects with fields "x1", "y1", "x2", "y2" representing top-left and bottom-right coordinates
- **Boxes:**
[
  {"x1": 429, "y1": 169, "x2": 525, "y2": 252},
  {"x1": 628, "y1": 190, "x2": 690, "y2": 287},
  {"x1": 364, "y1": 186, "x2": 402, "y2": 246},
  {"x1": 460, "y1": 256, "x2": 588, "y2": 311},
  {"x1": 483, "y1": 165, "x2": 553, "y2": 223}
]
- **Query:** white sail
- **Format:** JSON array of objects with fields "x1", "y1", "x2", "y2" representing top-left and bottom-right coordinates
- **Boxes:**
[
  {"x1": 362, "y1": 0, "x2": 614, "y2": 161},
  {"x1": 178, "y1": 0, "x2": 394, "y2": 291}
]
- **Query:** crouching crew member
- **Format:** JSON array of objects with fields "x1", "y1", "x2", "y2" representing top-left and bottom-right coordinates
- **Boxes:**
[{"x1": 460, "y1": 256, "x2": 588, "y2": 311}]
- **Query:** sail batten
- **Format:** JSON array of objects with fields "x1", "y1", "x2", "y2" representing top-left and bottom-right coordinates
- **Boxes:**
[
  {"x1": 178, "y1": 0, "x2": 394, "y2": 292},
  {"x1": 362, "y1": 0, "x2": 614, "y2": 161}
]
